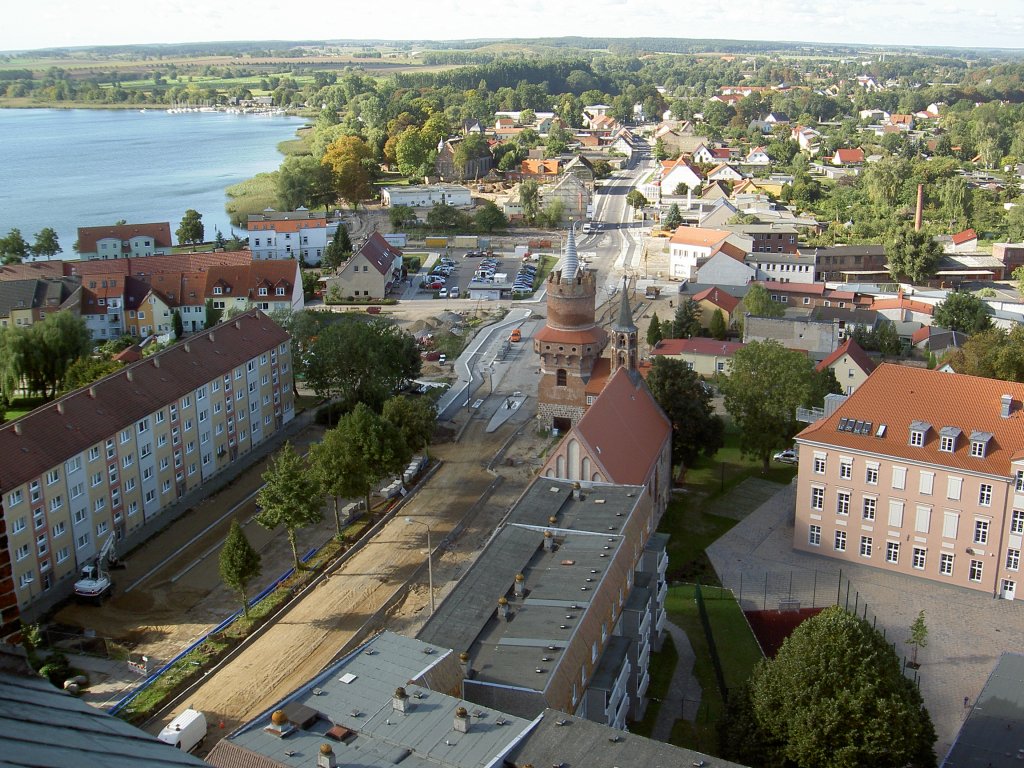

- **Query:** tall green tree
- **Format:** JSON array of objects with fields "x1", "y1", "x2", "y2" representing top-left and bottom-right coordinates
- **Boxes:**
[
  {"x1": 30, "y1": 228, "x2": 61, "y2": 260},
  {"x1": 886, "y1": 227, "x2": 941, "y2": 284},
  {"x1": 0, "y1": 228, "x2": 29, "y2": 264},
  {"x1": 663, "y1": 203, "x2": 683, "y2": 230},
  {"x1": 475, "y1": 201, "x2": 508, "y2": 233},
  {"x1": 626, "y1": 190, "x2": 649, "y2": 210},
  {"x1": 742, "y1": 283, "x2": 785, "y2": 318},
  {"x1": 382, "y1": 394, "x2": 436, "y2": 458},
  {"x1": 388, "y1": 205, "x2": 418, "y2": 232},
  {"x1": 327, "y1": 403, "x2": 411, "y2": 517},
  {"x1": 277, "y1": 154, "x2": 337, "y2": 213},
  {"x1": 256, "y1": 442, "x2": 324, "y2": 571},
  {"x1": 933, "y1": 291, "x2": 992, "y2": 334},
  {"x1": 322, "y1": 135, "x2": 373, "y2": 210},
  {"x1": 646, "y1": 357, "x2": 724, "y2": 467},
  {"x1": 519, "y1": 179, "x2": 540, "y2": 224},
  {"x1": 719, "y1": 340, "x2": 821, "y2": 472},
  {"x1": 176, "y1": 209, "x2": 204, "y2": 246},
  {"x1": 709, "y1": 308, "x2": 727, "y2": 340},
  {"x1": 60, "y1": 357, "x2": 122, "y2": 394},
  {"x1": 646, "y1": 313, "x2": 663, "y2": 347},
  {"x1": 738, "y1": 606, "x2": 936, "y2": 768},
  {"x1": 322, "y1": 223, "x2": 353, "y2": 270},
  {"x1": 218, "y1": 519, "x2": 262, "y2": 620},
  {"x1": 946, "y1": 326, "x2": 1024, "y2": 382},
  {"x1": 672, "y1": 298, "x2": 701, "y2": 338},
  {"x1": 172, "y1": 310, "x2": 184, "y2": 340}
]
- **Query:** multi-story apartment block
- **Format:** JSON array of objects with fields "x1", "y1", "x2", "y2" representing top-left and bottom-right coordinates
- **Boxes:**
[
  {"x1": 76, "y1": 223, "x2": 173, "y2": 260},
  {"x1": 247, "y1": 209, "x2": 329, "y2": 264},
  {"x1": 794, "y1": 364, "x2": 1024, "y2": 600},
  {"x1": 0, "y1": 310, "x2": 295, "y2": 634}
]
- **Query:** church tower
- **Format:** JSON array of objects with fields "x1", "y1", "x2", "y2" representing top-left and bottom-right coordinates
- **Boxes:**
[
  {"x1": 610, "y1": 280, "x2": 638, "y2": 373},
  {"x1": 534, "y1": 228, "x2": 609, "y2": 432}
]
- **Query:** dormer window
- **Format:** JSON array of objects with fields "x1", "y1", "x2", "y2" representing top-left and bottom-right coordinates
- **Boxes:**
[
  {"x1": 970, "y1": 431, "x2": 992, "y2": 459},
  {"x1": 908, "y1": 421, "x2": 930, "y2": 448},
  {"x1": 213, "y1": 286, "x2": 222, "y2": 295},
  {"x1": 939, "y1": 426, "x2": 961, "y2": 453}
]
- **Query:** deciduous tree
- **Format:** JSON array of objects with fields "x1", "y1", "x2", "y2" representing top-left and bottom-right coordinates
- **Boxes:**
[
  {"x1": 738, "y1": 606, "x2": 936, "y2": 768},
  {"x1": 709, "y1": 308, "x2": 727, "y2": 340},
  {"x1": 30, "y1": 227, "x2": 60, "y2": 260},
  {"x1": 933, "y1": 290, "x2": 992, "y2": 334},
  {"x1": 742, "y1": 283, "x2": 785, "y2": 318},
  {"x1": 0, "y1": 228, "x2": 29, "y2": 264},
  {"x1": 218, "y1": 520, "x2": 262, "y2": 620},
  {"x1": 176, "y1": 209, "x2": 204, "y2": 246},
  {"x1": 382, "y1": 394, "x2": 436, "y2": 458},
  {"x1": 519, "y1": 179, "x2": 540, "y2": 224},
  {"x1": 474, "y1": 201, "x2": 507, "y2": 233},
  {"x1": 256, "y1": 442, "x2": 323, "y2": 571},
  {"x1": 277, "y1": 154, "x2": 337, "y2": 213},
  {"x1": 886, "y1": 227, "x2": 940, "y2": 284},
  {"x1": 907, "y1": 610, "x2": 928, "y2": 667},
  {"x1": 626, "y1": 189, "x2": 649, "y2": 209},
  {"x1": 646, "y1": 357, "x2": 724, "y2": 467},
  {"x1": 719, "y1": 340, "x2": 820, "y2": 472},
  {"x1": 322, "y1": 135, "x2": 373, "y2": 210},
  {"x1": 388, "y1": 205, "x2": 418, "y2": 232}
]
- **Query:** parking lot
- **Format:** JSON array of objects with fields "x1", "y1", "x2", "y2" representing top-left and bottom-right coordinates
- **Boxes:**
[{"x1": 403, "y1": 249, "x2": 540, "y2": 302}]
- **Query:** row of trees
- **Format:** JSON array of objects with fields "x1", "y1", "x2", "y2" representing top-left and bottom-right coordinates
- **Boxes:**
[{"x1": 0, "y1": 227, "x2": 61, "y2": 264}]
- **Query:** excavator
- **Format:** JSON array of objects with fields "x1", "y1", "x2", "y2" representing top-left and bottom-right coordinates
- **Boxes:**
[{"x1": 73, "y1": 533, "x2": 120, "y2": 600}]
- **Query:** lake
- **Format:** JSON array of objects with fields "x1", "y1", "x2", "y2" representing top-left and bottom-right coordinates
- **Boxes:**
[{"x1": 0, "y1": 109, "x2": 307, "y2": 256}]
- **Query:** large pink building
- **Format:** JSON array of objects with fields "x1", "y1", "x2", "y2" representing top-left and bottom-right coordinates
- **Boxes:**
[{"x1": 794, "y1": 364, "x2": 1024, "y2": 600}]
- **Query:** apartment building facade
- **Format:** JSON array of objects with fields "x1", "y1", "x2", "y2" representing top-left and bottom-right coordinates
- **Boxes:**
[
  {"x1": 0, "y1": 310, "x2": 295, "y2": 633},
  {"x1": 246, "y1": 209, "x2": 329, "y2": 264},
  {"x1": 76, "y1": 223, "x2": 173, "y2": 260},
  {"x1": 794, "y1": 364, "x2": 1024, "y2": 600}
]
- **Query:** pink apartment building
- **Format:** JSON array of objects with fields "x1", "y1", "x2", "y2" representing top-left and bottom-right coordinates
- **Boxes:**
[{"x1": 794, "y1": 364, "x2": 1024, "y2": 600}]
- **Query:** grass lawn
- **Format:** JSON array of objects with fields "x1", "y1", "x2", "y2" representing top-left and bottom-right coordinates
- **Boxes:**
[
  {"x1": 3, "y1": 396, "x2": 49, "y2": 423},
  {"x1": 665, "y1": 584, "x2": 764, "y2": 754},
  {"x1": 662, "y1": 426, "x2": 795, "y2": 584}
]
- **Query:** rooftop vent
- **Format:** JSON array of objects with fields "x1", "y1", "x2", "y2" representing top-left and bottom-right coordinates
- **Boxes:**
[
  {"x1": 1002, "y1": 394, "x2": 1014, "y2": 418},
  {"x1": 454, "y1": 706, "x2": 470, "y2": 733}
]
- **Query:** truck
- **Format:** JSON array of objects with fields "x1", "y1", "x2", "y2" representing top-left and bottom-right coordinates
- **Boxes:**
[
  {"x1": 73, "y1": 533, "x2": 119, "y2": 600},
  {"x1": 158, "y1": 708, "x2": 208, "y2": 753}
]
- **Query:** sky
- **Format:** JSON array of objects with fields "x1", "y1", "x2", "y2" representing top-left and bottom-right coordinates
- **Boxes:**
[{"x1": 3, "y1": 0, "x2": 1022, "y2": 53}]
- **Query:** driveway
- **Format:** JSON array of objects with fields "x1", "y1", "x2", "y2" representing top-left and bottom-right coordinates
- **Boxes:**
[{"x1": 707, "y1": 482, "x2": 1024, "y2": 762}]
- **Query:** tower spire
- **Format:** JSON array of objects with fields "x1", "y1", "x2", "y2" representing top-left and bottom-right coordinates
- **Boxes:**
[
  {"x1": 560, "y1": 226, "x2": 579, "y2": 282},
  {"x1": 614, "y1": 278, "x2": 637, "y2": 333},
  {"x1": 610, "y1": 278, "x2": 638, "y2": 374}
]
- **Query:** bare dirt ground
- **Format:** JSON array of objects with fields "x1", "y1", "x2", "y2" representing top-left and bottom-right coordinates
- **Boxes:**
[{"x1": 148, "y1": 401, "x2": 541, "y2": 752}]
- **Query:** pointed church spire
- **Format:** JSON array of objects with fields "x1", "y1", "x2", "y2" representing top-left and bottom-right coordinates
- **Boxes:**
[
  {"x1": 613, "y1": 278, "x2": 637, "y2": 332},
  {"x1": 560, "y1": 226, "x2": 579, "y2": 282}
]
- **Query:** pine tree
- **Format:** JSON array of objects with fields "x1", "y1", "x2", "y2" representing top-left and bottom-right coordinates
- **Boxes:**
[
  {"x1": 172, "y1": 311, "x2": 184, "y2": 340},
  {"x1": 647, "y1": 313, "x2": 663, "y2": 346},
  {"x1": 218, "y1": 520, "x2": 262, "y2": 620},
  {"x1": 710, "y1": 308, "x2": 727, "y2": 340}
]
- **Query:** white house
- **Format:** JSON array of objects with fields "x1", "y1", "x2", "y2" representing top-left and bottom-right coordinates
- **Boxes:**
[
  {"x1": 381, "y1": 184, "x2": 472, "y2": 208},
  {"x1": 660, "y1": 158, "x2": 703, "y2": 197},
  {"x1": 667, "y1": 226, "x2": 739, "y2": 281},
  {"x1": 706, "y1": 163, "x2": 744, "y2": 182},
  {"x1": 246, "y1": 209, "x2": 329, "y2": 264},
  {"x1": 745, "y1": 146, "x2": 772, "y2": 166},
  {"x1": 690, "y1": 143, "x2": 716, "y2": 164}
]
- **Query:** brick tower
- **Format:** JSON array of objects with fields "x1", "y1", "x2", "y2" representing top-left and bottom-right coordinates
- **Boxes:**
[{"x1": 534, "y1": 228, "x2": 608, "y2": 432}]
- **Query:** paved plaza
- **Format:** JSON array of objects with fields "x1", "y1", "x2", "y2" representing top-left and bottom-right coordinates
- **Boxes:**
[{"x1": 707, "y1": 481, "x2": 1024, "y2": 762}]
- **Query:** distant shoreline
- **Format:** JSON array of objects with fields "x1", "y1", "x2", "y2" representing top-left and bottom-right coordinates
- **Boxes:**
[{"x1": 0, "y1": 100, "x2": 310, "y2": 116}]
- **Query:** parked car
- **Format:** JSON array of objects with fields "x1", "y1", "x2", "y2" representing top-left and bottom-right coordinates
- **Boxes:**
[
  {"x1": 450, "y1": 286, "x2": 460, "y2": 298},
  {"x1": 424, "y1": 280, "x2": 444, "y2": 290},
  {"x1": 773, "y1": 449, "x2": 798, "y2": 464},
  {"x1": 509, "y1": 329, "x2": 522, "y2": 342},
  {"x1": 437, "y1": 288, "x2": 448, "y2": 298},
  {"x1": 438, "y1": 353, "x2": 447, "y2": 365}
]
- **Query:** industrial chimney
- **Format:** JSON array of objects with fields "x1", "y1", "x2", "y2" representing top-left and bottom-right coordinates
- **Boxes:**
[{"x1": 914, "y1": 184, "x2": 923, "y2": 232}]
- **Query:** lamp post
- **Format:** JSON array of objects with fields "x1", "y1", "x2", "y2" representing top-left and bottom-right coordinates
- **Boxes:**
[{"x1": 405, "y1": 516, "x2": 434, "y2": 614}]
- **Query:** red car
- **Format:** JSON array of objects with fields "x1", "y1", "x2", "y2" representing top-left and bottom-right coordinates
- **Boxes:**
[{"x1": 424, "y1": 281, "x2": 444, "y2": 290}]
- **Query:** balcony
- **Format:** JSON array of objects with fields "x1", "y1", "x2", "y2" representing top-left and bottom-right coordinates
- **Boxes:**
[{"x1": 655, "y1": 608, "x2": 667, "y2": 634}]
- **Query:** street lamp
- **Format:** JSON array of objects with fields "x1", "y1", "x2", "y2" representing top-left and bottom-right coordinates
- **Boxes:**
[{"x1": 405, "y1": 516, "x2": 435, "y2": 614}]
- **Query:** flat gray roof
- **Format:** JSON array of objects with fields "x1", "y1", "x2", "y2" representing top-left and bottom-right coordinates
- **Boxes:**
[
  {"x1": 212, "y1": 632, "x2": 532, "y2": 768},
  {"x1": 0, "y1": 673, "x2": 208, "y2": 768},
  {"x1": 944, "y1": 652, "x2": 1024, "y2": 768}
]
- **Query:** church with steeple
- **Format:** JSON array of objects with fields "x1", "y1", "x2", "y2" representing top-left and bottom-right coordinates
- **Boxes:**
[{"x1": 535, "y1": 229, "x2": 641, "y2": 432}]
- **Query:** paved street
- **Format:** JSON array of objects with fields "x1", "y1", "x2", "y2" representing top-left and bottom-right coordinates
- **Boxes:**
[{"x1": 707, "y1": 482, "x2": 1024, "y2": 761}]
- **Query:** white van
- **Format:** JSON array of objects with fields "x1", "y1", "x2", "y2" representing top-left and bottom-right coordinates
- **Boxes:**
[{"x1": 158, "y1": 708, "x2": 207, "y2": 753}]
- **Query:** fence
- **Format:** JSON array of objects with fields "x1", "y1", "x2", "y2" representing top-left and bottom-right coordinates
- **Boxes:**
[{"x1": 693, "y1": 582, "x2": 729, "y2": 702}]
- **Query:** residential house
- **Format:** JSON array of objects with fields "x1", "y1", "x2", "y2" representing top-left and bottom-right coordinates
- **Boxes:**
[
  {"x1": 855, "y1": 75, "x2": 881, "y2": 91},
  {"x1": 519, "y1": 158, "x2": 561, "y2": 180},
  {"x1": 690, "y1": 143, "x2": 717, "y2": 164},
  {"x1": 764, "y1": 111, "x2": 791, "y2": 126},
  {"x1": 871, "y1": 292, "x2": 936, "y2": 325},
  {"x1": 791, "y1": 125, "x2": 821, "y2": 154},
  {"x1": 743, "y1": 315, "x2": 838, "y2": 361},
  {"x1": 745, "y1": 146, "x2": 772, "y2": 166},
  {"x1": 691, "y1": 286, "x2": 741, "y2": 328},
  {"x1": 325, "y1": 232, "x2": 403, "y2": 300},
  {"x1": 75, "y1": 223, "x2": 173, "y2": 260},
  {"x1": 706, "y1": 163, "x2": 744, "y2": 183},
  {"x1": 886, "y1": 114, "x2": 915, "y2": 131},
  {"x1": 912, "y1": 326, "x2": 969, "y2": 358},
  {"x1": 124, "y1": 284, "x2": 174, "y2": 339},
  {"x1": 745, "y1": 249, "x2": 818, "y2": 284},
  {"x1": 660, "y1": 158, "x2": 703, "y2": 198},
  {"x1": 562, "y1": 154, "x2": 597, "y2": 194},
  {"x1": 947, "y1": 228, "x2": 979, "y2": 253},
  {"x1": 0, "y1": 309, "x2": 295, "y2": 628},
  {"x1": 757, "y1": 280, "x2": 862, "y2": 310},
  {"x1": 793, "y1": 364, "x2": 1024, "y2": 600},
  {"x1": 0, "y1": 278, "x2": 81, "y2": 330},
  {"x1": 462, "y1": 118, "x2": 483, "y2": 134},
  {"x1": 146, "y1": 271, "x2": 207, "y2": 333},
  {"x1": 205, "y1": 261, "x2": 304, "y2": 316},
  {"x1": 667, "y1": 226, "x2": 738, "y2": 281},
  {"x1": 697, "y1": 199, "x2": 740, "y2": 229},
  {"x1": 701, "y1": 181, "x2": 732, "y2": 201},
  {"x1": 246, "y1": 209, "x2": 328, "y2": 264},
  {"x1": 435, "y1": 136, "x2": 493, "y2": 180},
  {"x1": 993, "y1": 243, "x2": 1024, "y2": 273},
  {"x1": 859, "y1": 109, "x2": 890, "y2": 122},
  {"x1": 655, "y1": 128, "x2": 709, "y2": 157},
  {"x1": 582, "y1": 104, "x2": 611, "y2": 127},
  {"x1": 539, "y1": 174, "x2": 591, "y2": 222},
  {"x1": 381, "y1": 184, "x2": 472, "y2": 208},
  {"x1": 651, "y1": 337, "x2": 745, "y2": 378},
  {"x1": 695, "y1": 250, "x2": 757, "y2": 286},
  {"x1": 832, "y1": 148, "x2": 865, "y2": 166},
  {"x1": 726, "y1": 223, "x2": 800, "y2": 255},
  {"x1": 809, "y1": 305, "x2": 885, "y2": 341},
  {"x1": 816, "y1": 338, "x2": 876, "y2": 395}
]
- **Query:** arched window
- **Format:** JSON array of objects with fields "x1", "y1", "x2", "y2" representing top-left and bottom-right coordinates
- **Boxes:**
[{"x1": 556, "y1": 369, "x2": 567, "y2": 386}]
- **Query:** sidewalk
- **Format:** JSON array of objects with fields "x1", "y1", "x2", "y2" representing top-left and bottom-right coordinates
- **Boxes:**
[{"x1": 650, "y1": 621, "x2": 702, "y2": 741}]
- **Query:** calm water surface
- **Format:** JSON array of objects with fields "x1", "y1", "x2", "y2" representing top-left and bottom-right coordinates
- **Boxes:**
[{"x1": 0, "y1": 109, "x2": 306, "y2": 255}]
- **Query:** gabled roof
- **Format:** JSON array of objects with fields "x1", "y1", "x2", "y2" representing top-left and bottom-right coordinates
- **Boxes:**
[
  {"x1": 797, "y1": 364, "x2": 1024, "y2": 475},
  {"x1": 572, "y1": 368, "x2": 670, "y2": 485},
  {"x1": 652, "y1": 338, "x2": 745, "y2": 357},
  {"x1": 816, "y1": 338, "x2": 876, "y2": 375},
  {"x1": 349, "y1": 231, "x2": 403, "y2": 277},
  {"x1": 0, "y1": 310, "x2": 289, "y2": 495},
  {"x1": 952, "y1": 228, "x2": 978, "y2": 245},
  {"x1": 76, "y1": 222, "x2": 173, "y2": 254},
  {"x1": 834, "y1": 148, "x2": 865, "y2": 164},
  {"x1": 692, "y1": 286, "x2": 740, "y2": 312},
  {"x1": 521, "y1": 158, "x2": 560, "y2": 175},
  {"x1": 0, "y1": 261, "x2": 64, "y2": 282},
  {"x1": 204, "y1": 261, "x2": 296, "y2": 299},
  {"x1": 668, "y1": 226, "x2": 731, "y2": 248}
]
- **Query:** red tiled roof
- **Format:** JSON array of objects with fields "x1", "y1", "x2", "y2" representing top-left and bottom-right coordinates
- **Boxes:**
[
  {"x1": 815, "y1": 338, "x2": 876, "y2": 375},
  {"x1": 75, "y1": 222, "x2": 173, "y2": 254},
  {"x1": 0, "y1": 310, "x2": 289, "y2": 493},
  {"x1": 797, "y1": 364, "x2": 1024, "y2": 475},
  {"x1": 870, "y1": 294, "x2": 935, "y2": 315},
  {"x1": 521, "y1": 159, "x2": 560, "y2": 175},
  {"x1": 692, "y1": 286, "x2": 740, "y2": 312},
  {"x1": 573, "y1": 368, "x2": 671, "y2": 485},
  {"x1": 350, "y1": 231, "x2": 402, "y2": 277},
  {"x1": 585, "y1": 357, "x2": 612, "y2": 395},
  {"x1": 0, "y1": 262, "x2": 64, "y2": 282},
  {"x1": 652, "y1": 338, "x2": 745, "y2": 357},
  {"x1": 534, "y1": 325, "x2": 609, "y2": 346},
  {"x1": 65, "y1": 251, "x2": 252, "y2": 279},
  {"x1": 952, "y1": 228, "x2": 978, "y2": 245},
  {"x1": 834, "y1": 148, "x2": 865, "y2": 164},
  {"x1": 204, "y1": 262, "x2": 297, "y2": 300},
  {"x1": 668, "y1": 227, "x2": 730, "y2": 247}
]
